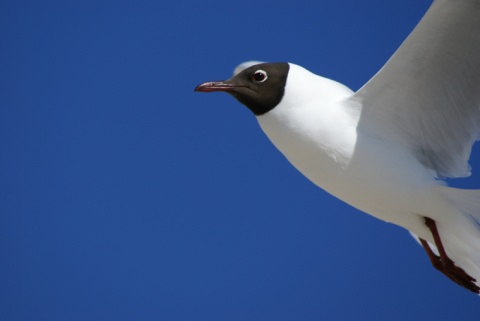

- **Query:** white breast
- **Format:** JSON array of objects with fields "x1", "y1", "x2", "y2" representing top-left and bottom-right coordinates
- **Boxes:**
[{"x1": 256, "y1": 64, "x2": 442, "y2": 236}]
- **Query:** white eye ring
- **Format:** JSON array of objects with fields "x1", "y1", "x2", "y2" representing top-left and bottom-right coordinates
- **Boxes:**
[{"x1": 252, "y1": 70, "x2": 268, "y2": 83}]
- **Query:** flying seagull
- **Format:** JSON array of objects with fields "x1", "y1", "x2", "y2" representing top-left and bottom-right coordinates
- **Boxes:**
[{"x1": 195, "y1": 0, "x2": 480, "y2": 293}]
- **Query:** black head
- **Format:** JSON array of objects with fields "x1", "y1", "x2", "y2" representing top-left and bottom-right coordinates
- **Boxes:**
[{"x1": 195, "y1": 62, "x2": 290, "y2": 115}]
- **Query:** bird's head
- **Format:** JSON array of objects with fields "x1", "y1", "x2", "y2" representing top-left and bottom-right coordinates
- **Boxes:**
[{"x1": 195, "y1": 62, "x2": 290, "y2": 116}]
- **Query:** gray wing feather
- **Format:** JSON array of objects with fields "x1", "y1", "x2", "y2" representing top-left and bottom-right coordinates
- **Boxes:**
[{"x1": 353, "y1": 0, "x2": 480, "y2": 178}]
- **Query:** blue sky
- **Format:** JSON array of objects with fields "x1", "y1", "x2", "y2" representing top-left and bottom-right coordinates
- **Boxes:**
[{"x1": 1, "y1": 0, "x2": 479, "y2": 320}]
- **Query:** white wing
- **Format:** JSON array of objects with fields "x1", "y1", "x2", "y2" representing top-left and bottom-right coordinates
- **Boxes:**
[{"x1": 352, "y1": 0, "x2": 480, "y2": 178}]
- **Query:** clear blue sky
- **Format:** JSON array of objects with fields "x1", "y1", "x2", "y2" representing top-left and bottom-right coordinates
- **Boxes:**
[{"x1": 1, "y1": 1, "x2": 479, "y2": 320}]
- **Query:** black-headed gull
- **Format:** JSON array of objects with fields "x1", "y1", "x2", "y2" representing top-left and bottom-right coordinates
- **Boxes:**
[{"x1": 195, "y1": 0, "x2": 480, "y2": 293}]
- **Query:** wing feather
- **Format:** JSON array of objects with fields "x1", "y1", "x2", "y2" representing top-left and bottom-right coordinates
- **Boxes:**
[{"x1": 352, "y1": 0, "x2": 480, "y2": 178}]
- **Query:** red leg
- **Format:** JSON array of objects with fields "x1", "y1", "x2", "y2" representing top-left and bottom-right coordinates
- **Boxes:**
[{"x1": 420, "y1": 217, "x2": 479, "y2": 293}]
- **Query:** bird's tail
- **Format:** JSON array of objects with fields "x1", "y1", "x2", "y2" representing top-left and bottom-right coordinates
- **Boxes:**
[
  {"x1": 433, "y1": 186, "x2": 480, "y2": 293},
  {"x1": 411, "y1": 186, "x2": 480, "y2": 294},
  {"x1": 438, "y1": 186, "x2": 480, "y2": 228}
]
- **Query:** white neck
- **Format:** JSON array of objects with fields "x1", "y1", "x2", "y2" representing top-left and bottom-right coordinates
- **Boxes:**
[{"x1": 256, "y1": 64, "x2": 358, "y2": 182}]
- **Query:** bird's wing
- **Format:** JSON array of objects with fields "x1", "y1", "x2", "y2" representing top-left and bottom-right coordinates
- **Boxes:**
[{"x1": 352, "y1": 0, "x2": 480, "y2": 178}]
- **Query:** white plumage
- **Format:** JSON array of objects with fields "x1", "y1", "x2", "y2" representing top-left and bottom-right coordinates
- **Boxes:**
[{"x1": 256, "y1": 0, "x2": 480, "y2": 292}]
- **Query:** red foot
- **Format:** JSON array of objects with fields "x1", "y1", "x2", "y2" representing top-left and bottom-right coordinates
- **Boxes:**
[{"x1": 419, "y1": 217, "x2": 479, "y2": 293}]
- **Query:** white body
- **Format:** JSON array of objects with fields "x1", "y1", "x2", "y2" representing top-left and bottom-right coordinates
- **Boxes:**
[
  {"x1": 228, "y1": 0, "x2": 480, "y2": 289},
  {"x1": 257, "y1": 63, "x2": 480, "y2": 287},
  {"x1": 257, "y1": 64, "x2": 434, "y2": 234}
]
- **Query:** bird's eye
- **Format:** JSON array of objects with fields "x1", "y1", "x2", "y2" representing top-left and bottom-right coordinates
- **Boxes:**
[{"x1": 252, "y1": 70, "x2": 268, "y2": 83}]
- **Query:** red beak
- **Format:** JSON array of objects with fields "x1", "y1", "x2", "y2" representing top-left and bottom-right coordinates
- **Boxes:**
[{"x1": 194, "y1": 81, "x2": 236, "y2": 93}]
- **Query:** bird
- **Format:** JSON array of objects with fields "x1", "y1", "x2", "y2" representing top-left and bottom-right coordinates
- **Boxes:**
[{"x1": 194, "y1": 0, "x2": 480, "y2": 293}]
